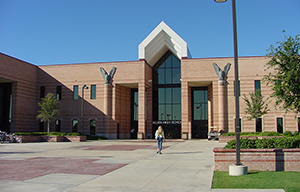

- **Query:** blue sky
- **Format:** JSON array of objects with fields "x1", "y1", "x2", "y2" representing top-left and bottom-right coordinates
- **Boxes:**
[{"x1": 0, "y1": 0, "x2": 299, "y2": 65}]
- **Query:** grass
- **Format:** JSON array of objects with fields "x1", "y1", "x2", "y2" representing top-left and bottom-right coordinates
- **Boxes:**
[{"x1": 212, "y1": 171, "x2": 300, "y2": 192}]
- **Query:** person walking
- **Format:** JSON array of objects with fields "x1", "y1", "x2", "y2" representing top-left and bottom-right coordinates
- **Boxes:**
[{"x1": 155, "y1": 126, "x2": 165, "y2": 154}]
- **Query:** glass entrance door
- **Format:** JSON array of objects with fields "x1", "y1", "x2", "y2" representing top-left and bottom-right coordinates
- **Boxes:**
[{"x1": 192, "y1": 87, "x2": 208, "y2": 139}]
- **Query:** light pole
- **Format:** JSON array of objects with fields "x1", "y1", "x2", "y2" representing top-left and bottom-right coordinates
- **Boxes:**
[
  {"x1": 214, "y1": 0, "x2": 247, "y2": 175},
  {"x1": 81, "y1": 85, "x2": 89, "y2": 134}
]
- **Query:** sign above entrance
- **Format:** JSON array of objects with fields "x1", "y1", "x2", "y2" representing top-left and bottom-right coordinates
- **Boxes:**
[{"x1": 152, "y1": 120, "x2": 181, "y2": 125}]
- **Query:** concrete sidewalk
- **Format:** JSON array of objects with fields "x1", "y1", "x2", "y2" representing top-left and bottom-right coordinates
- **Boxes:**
[{"x1": 0, "y1": 140, "x2": 285, "y2": 192}]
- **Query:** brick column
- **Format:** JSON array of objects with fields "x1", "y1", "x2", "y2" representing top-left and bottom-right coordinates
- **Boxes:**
[
  {"x1": 138, "y1": 83, "x2": 146, "y2": 139},
  {"x1": 104, "y1": 84, "x2": 113, "y2": 138},
  {"x1": 181, "y1": 81, "x2": 191, "y2": 139},
  {"x1": 218, "y1": 80, "x2": 226, "y2": 132}
]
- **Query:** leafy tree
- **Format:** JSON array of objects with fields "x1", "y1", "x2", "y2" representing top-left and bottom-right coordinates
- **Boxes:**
[
  {"x1": 36, "y1": 93, "x2": 60, "y2": 134},
  {"x1": 264, "y1": 34, "x2": 300, "y2": 114},
  {"x1": 243, "y1": 89, "x2": 270, "y2": 120}
]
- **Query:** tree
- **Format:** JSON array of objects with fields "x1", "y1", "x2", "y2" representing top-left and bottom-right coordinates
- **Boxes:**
[
  {"x1": 264, "y1": 34, "x2": 300, "y2": 114},
  {"x1": 37, "y1": 92, "x2": 60, "y2": 134},
  {"x1": 243, "y1": 89, "x2": 270, "y2": 121}
]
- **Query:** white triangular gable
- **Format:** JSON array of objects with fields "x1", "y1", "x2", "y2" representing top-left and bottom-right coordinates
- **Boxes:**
[{"x1": 138, "y1": 21, "x2": 189, "y2": 67}]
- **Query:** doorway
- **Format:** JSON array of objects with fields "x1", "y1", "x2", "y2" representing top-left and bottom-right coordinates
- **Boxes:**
[
  {"x1": 0, "y1": 83, "x2": 12, "y2": 133},
  {"x1": 192, "y1": 87, "x2": 208, "y2": 139}
]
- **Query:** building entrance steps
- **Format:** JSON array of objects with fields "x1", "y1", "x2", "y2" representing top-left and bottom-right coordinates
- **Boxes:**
[{"x1": 0, "y1": 140, "x2": 284, "y2": 192}]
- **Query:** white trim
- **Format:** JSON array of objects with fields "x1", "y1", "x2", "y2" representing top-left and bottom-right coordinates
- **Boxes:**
[{"x1": 138, "y1": 21, "x2": 189, "y2": 66}]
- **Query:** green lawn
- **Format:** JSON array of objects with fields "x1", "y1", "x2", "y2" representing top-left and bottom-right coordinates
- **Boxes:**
[{"x1": 212, "y1": 171, "x2": 300, "y2": 192}]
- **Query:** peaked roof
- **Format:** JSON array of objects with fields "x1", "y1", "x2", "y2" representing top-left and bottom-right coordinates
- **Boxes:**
[{"x1": 138, "y1": 21, "x2": 189, "y2": 67}]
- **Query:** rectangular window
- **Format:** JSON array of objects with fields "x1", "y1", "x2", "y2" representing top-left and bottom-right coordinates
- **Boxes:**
[
  {"x1": 40, "y1": 86, "x2": 45, "y2": 99},
  {"x1": 90, "y1": 85, "x2": 96, "y2": 99},
  {"x1": 298, "y1": 117, "x2": 300, "y2": 132},
  {"x1": 73, "y1": 85, "x2": 78, "y2": 100},
  {"x1": 277, "y1": 117, "x2": 283, "y2": 133},
  {"x1": 256, "y1": 118, "x2": 262, "y2": 132},
  {"x1": 90, "y1": 120, "x2": 96, "y2": 135},
  {"x1": 39, "y1": 122, "x2": 44, "y2": 132},
  {"x1": 56, "y1": 86, "x2": 62, "y2": 100},
  {"x1": 55, "y1": 119, "x2": 61, "y2": 132},
  {"x1": 72, "y1": 119, "x2": 78, "y2": 132},
  {"x1": 255, "y1": 80, "x2": 261, "y2": 93}
]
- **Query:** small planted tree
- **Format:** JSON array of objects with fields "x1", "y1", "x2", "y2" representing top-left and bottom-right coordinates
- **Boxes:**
[
  {"x1": 37, "y1": 93, "x2": 60, "y2": 134},
  {"x1": 243, "y1": 89, "x2": 270, "y2": 121},
  {"x1": 264, "y1": 34, "x2": 300, "y2": 114}
]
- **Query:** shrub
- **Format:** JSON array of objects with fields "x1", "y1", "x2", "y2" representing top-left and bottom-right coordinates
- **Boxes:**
[
  {"x1": 14, "y1": 132, "x2": 81, "y2": 136},
  {"x1": 221, "y1": 132, "x2": 236, "y2": 136},
  {"x1": 283, "y1": 131, "x2": 293, "y2": 137},
  {"x1": 224, "y1": 137, "x2": 300, "y2": 149}
]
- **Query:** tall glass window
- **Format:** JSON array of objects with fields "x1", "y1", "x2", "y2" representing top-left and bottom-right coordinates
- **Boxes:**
[
  {"x1": 73, "y1": 85, "x2": 78, "y2": 100},
  {"x1": 40, "y1": 86, "x2": 45, "y2": 99},
  {"x1": 90, "y1": 85, "x2": 96, "y2": 99},
  {"x1": 277, "y1": 117, "x2": 283, "y2": 133},
  {"x1": 133, "y1": 91, "x2": 138, "y2": 121},
  {"x1": 56, "y1": 86, "x2": 62, "y2": 100},
  {"x1": 90, "y1": 119, "x2": 96, "y2": 135},
  {"x1": 255, "y1": 80, "x2": 261, "y2": 93},
  {"x1": 72, "y1": 119, "x2": 78, "y2": 132},
  {"x1": 153, "y1": 52, "x2": 181, "y2": 121},
  {"x1": 298, "y1": 117, "x2": 300, "y2": 132},
  {"x1": 256, "y1": 118, "x2": 262, "y2": 132},
  {"x1": 193, "y1": 89, "x2": 208, "y2": 120},
  {"x1": 55, "y1": 119, "x2": 61, "y2": 132}
]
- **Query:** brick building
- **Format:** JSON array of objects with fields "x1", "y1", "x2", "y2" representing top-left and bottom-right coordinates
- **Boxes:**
[{"x1": 0, "y1": 22, "x2": 299, "y2": 139}]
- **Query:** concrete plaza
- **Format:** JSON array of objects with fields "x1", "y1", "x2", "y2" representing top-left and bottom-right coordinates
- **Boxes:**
[{"x1": 0, "y1": 140, "x2": 284, "y2": 192}]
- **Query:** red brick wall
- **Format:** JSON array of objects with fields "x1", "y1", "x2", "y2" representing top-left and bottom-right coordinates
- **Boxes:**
[{"x1": 214, "y1": 147, "x2": 300, "y2": 171}]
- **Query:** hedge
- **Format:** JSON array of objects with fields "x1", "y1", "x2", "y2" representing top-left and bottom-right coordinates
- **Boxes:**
[
  {"x1": 224, "y1": 137, "x2": 300, "y2": 149},
  {"x1": 221, "y1": 131, "x2": 299, "y2": 137},
  {"x1": 15, "y1": 132, "x2": 81, "y2": 136}
]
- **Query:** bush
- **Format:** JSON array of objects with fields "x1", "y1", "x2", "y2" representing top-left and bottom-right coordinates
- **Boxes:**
[
  {"x1": 224, "y1": 137, "x2": 300, "y2": 149},
  {"x1": 283, "y1": 131, "x2": 293, "y2": 137},
  {"x1": 14, "y1": 132, "x2": 81, "y2": 136},
  {"x1": 221, "y1": 132, "x2": 283, "y2": 137}
]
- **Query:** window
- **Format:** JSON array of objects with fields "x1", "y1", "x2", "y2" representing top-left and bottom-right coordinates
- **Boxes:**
[
  {"x1": 73, "y1": 85, "x2": 78, "y2": 100},
  {"x1": 277, "y1": 117, "x2": 283, "y2": 133},
  {"x1": 39, "y1": 122, "x2": 44, "y2": 132},
  {"x1": 90, "y1": 85, "x2": 96, "y2": 99},
  {"x1": 55, "y1": 119, "x2": 61, "y2": 132},
  {"x1": 298, "y1": 117, "x2": 300, "y2": 132},
  {"x1": 72, "y1": 119, "x2": 78, "y2": 132},
  {"x1": 256, "y1": 118, "x2": 262, "y2": 132},
  {"x1": 90, "y1": 120, "x2": 96, "y2": 135},
  {"x1": 56, "y1": 86, "x2": 62, "y2": 100},
  {"x1": 255, "y1": 80, "x2": 261, "y2": 93},
  {"x1": 157, "y1": 54, "x2": 181, "y2": 85},
  {"x1": 40, "y1": 86, "x2": 45, "y2": 99},
  {"x1": 158, "y1": 87, "x2": 181, "y2": 120},
  {"x1": 193, "y1": 89, "x2": 208, "y2": 120},
  {"x1": 154, "y1": 52, "x2": 181, "y2": 121},
  {"x1": 132, "y1": 91, "x2": 138, "y2": 121}
]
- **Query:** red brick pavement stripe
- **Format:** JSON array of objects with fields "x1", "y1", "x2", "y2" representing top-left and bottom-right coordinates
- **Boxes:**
[
  {"x1": 0, "y1": 157, "x2": 126, "y2": 181},
  {"x1": 72, "y1": 145, "x2": 169, "y2": 151}
]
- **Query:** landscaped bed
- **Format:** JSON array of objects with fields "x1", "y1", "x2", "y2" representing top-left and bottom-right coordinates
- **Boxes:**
[
  {"x1": 15, "y1": 132, "x2": 86, "y2": 142},
  {"x1": 214, "y1": 131, "x2": 300, "y2": 172}
]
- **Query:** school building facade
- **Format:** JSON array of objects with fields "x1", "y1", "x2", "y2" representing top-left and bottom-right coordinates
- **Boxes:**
[{"x1": 0, "y1": 22, "x2": 299, "y2": 139}]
